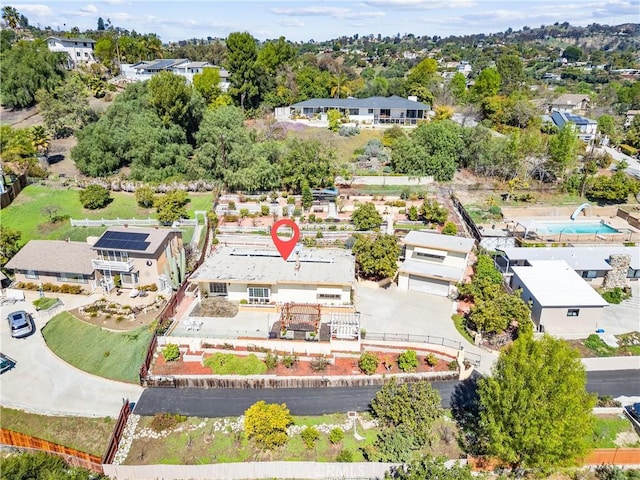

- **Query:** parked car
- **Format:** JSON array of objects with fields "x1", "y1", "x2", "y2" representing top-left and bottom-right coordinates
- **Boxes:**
[
  {"x1": 0, "y1": 353, "x2": 16, "y2": 374},
  {"x1": 6, "y1": 310, "x2": 34, "y2": 338},
  {"x1": 625, "y1": 403, "x2": 640, "y2": 434}
]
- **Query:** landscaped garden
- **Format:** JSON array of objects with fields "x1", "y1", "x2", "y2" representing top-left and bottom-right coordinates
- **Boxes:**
[
  {"x1": 1, "y1": 184, "x2": 213, "y2": 243},
  {"x1": 0, "y1": 407, "x2": 114, "y2": 456},
  {"x1": 42, "y1": 312, "x2": 154, "y2": 383},
  {"x1": 569, "y1": 332, "x2": 640, "y2": 357}
]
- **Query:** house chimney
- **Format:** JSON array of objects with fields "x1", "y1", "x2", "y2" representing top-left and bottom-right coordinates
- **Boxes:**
[{"x1": 407, "y1": 95, "x2": 418, "y2": 102}]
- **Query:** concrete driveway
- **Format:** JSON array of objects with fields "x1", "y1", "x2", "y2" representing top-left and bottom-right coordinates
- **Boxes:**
[
  {"x1": 599, "y1": 281, "x2": 640, "y2": 335},
  {"x1": 0, "y1": 292, "x2": 142, "y2": 418}
]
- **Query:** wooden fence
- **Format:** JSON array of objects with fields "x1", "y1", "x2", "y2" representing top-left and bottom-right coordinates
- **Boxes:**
[
  {"x1": 0, "y1": 428, "x2": 103, "y2": 473},
  {"x1": 0, "y1": 173, "x2": 28, "y2": 209},
  {"x1": 451, "y1": 195, "x2": 482, "y2": 242},
  {"x1": 102, "y1": 399, "x2": 132, "y2": 465}
]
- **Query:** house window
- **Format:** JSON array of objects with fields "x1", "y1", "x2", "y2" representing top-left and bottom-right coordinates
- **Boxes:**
[
  {"x1": 380, "y1": 109, "x2": 390, "y2": 117},
  {"x1": 317, "y1": 293, "x2": 341, "y2": 300},
  {"x1": 349, "y1": 108, "x2": 358, "y2": 115},
  {"x1": 414, "y1": 252, "x2": 445, "y2": 261},
  {"x1": 84, "y1": 42, "x2": 88, "y2": 47},
  {"x1": 57, "y1": 272, "x2": 88, "y2": 284},
  {"x1": 248, "y1": 286, "x2": 270, "y2": 304},
  {"x1": 76, "y1": 52, "x2": 81, "y2": 57},
  {"x1": 567, "y1": 309, "x2": 580, "y2": 317},
  {"x1": 84, "y1": 52, "x2": 89, "y2": 57},
  {"x1": 209, "y1": 282, "x2": 228, "y2": 295},
  {"x1": 368, "y1": 109, "x2": 374, "y2": 114},
  {"x1": 581, "y1": 271, "x2": 597, "y2": 279},
  {"x1": 25, "y1": 270, "x2": 39, "y2": 279},
  {"x1": 120, "y1": 273, "x2": 139, "y2": 286}
]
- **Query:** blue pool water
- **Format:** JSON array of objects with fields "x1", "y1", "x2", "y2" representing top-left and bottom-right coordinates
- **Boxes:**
[{"x1": 535, "y1": 221, "x2": 619, "y2": 235}]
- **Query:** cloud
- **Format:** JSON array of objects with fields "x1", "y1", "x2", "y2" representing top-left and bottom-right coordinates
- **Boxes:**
[
  {"x1": 363, "y1": 0, "x2": 475, "y2": 9},
  {"x1": 278, "y1": 19, "x2": 305, "y2": 27},
  {"x1": 70, "y1": 4, "x2": 99, "y2": 17},
  {"x1": 102, "y1": 0, "x2": 124, "y2": 4},
  {"x1": 111, "y1": 12, "x2": 132, "y2": 21},
  {"x1": 270, "y1": 6, "x2": 385, "y2": 20},
  {"x1": 592, "y1": 0, "x2": 640, "y2": 17},
  {"x1": 13, "y1": 4, "x2": 54, "y2": 18}
]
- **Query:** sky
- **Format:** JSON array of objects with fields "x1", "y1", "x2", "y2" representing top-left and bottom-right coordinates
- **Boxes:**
[{"x1": 10, "y1": 0, "x2": 640, "y2": 43}]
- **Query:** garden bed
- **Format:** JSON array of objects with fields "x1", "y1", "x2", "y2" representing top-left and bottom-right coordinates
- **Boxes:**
[{"x1": 70, "y1": 296, "x2": 166, "y2": 331}]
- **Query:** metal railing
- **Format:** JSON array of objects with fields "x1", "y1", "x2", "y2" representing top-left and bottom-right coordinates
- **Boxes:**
[{"x1": 364, "y1": 332, "x2": 463, "y2": 350}]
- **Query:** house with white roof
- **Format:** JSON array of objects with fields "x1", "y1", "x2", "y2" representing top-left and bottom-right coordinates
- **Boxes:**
[
  {"x1": 188, "y1": 246, "x2": 355, "y2": 307},
  {"x1": 511, "y1": 260, "x2": 609, "y2": 334},
  {"x1": 398, "y1": 231, "x2": 475, "y2": 296},
  {"x1": 495, "y1": 246, "x2": 640, "y2": 286},
  {"x1": 120, "y1": 59, "x2": 230, "y2": 90},
  {"x1": 46, "y1": 36, "x2": 96, "y2": 67}
]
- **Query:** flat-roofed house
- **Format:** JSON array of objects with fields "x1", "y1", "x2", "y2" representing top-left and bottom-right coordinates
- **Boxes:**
[
  {"x1": 511, "y1": 260, "x2": 609, "y2": 335},
  {"x1": 398, "y1": 231, "x2": 475, "y2": 297},
  {"x1": 5, "y1": 240, "x2": 95, "y2": 289},
  {"x1": 188, "y1": 246, "x2": 355, "y2": 306}
]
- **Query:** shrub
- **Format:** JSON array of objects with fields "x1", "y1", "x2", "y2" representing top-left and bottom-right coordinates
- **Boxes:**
[
  {"x1": 162, "y1": 344, "x2": 180, "y2": 362},
  {"x1": 601, "y1": 287, "x2": 629, "y2": 304},
  {"x1": 339, "y1": 126, "x2": 359, "y2": 137},
  {"x1": 310, "y1": 356, "x2": 329, "y2": 372},
  {"x1": 300, "y1": 426, "x2": 320, "y2": 449},
  {"x1": 328, "y1": 427, "x2": 345, "y2": 444},
  {"x1": 79, "y1": 184, "x2": 111, "y2": 209},
  {"x1": 397, "y1": 350, "x2": 418, "y2": 372},
  {"x1": 265, "y1": 352, "x2": 278, "y2": 370},
  {"x1": 281, "y1": 354, "x2": 298, "y2": 368},
  {"x1": 488, "y1": 205, "x2": 502, "y2": 217},
  {"x1": 150, "y1": 413, "x2": 187, "y2": 432},
  {"x1": 442, "y1": 221, "x2": 458, "y2": 236},
  {"x1": 425, "y1": 353, "x2": 438, "y2": 367},
  {"x1": 596, "y1": 395, "x2": 622, "y2": 407},
  {"x1": 287, "y1": 196, "x2": 296, "y2": 205},
  {"x1": 336, "y1": 448, "x2": 354, "y2": 462},
  {"x1": 223, "y1": 214, "x2": 238, "y2": 223},
  {"x1": 244, "y1": 401, "x2": 292, "y2": 450},
  {"x1": 203, "y1": 353, "x2": 267, "y2": 375},
  {"x1": 228, "y1": 200, "x2": 236, "y2": 210},
  {"x1": 260, "y1": 205, "x2": 270, "y2": 216},
  {"x1": 359, "y1": 351, "x2": 379, "y2": 375},
  {"x1": 448, "y1": 360, "x2": 459, "y2": 371}
]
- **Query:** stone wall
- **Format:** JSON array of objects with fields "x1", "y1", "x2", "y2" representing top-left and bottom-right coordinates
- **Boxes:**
[{"x1": 602, "y1": 254, "x2": 631, "y2": 289}]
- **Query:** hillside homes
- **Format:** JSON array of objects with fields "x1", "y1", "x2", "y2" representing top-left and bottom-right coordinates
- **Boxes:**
[
  {"x1": 120, "y1": 58, "x2": 230, "y2": 89},
  {"x1": 46, "y1": 36, "x2": 96, "y2": 67}
]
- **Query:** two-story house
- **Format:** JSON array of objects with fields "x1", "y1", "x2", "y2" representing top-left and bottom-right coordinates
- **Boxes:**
[
  {"x1": 47, "y1": 36, "x2": 96, "y2": 67},
  {"x1": 398, "y1": 231, "x2": 475, "y2": 296},
  {"x1": 550, "y1": 111, "x2": 598, "y2": 142}
]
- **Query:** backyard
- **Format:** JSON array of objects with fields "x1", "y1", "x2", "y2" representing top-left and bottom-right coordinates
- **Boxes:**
[
  {"x1": 1, "y1": 185, "x2": 213, "y2": 243},
  {"x1": 41, "y1": 312, "x2": 154, "y2": 383}
]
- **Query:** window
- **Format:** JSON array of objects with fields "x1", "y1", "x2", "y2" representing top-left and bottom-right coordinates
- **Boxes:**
[
  {"x1": 368, "y1": 109, "x2": 374, "y2": 114},
  {"x1": 317, "y1": 293, "x2": 341, "y2": 300},
  {"x1": 25, "y1": 270, "x2": 39, "y2": 279},
  {"x1": 380, "y1": 109, "x2": 390, "y2": 117},
  {"x1": 76, "y1": 52, "x2": 81, "y2": 57},
  {"x1": 349, "y1": 108, "x2": 358, "y2": 116},
  {"x1": 248, "y1": 286, "x2": 270, "y2": 304},
  {"x1": 84, "y1": 42, "x2": 88, "y2": 47},
  {"x1": 209, "y1": 282, "x2": 228, "y2": 295},
  {"x1": 581, "y1": 271, "x2": 597, "y2": 279},
  {"x1": 84, "y1": 52, "x2": 88, "y2": 57},
  {"x1": 120, "y1": 273, "x2": 139, "y2": 286},
  {"x1": 567, "y1": 309, "x2": 580, "y2": 317},
  {"x1": 57, "y1": 273, "x2": 88, "y2": 284},
  {"x1": 414, "y1": 252, "x2": 445, "y2": 261}
]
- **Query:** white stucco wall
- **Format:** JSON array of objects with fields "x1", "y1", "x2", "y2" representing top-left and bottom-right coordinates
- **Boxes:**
[
  {"x1": 405, "y1": 245, "x2": 468, "y2": 269},
  {"x1": 203, "y1": 282, "x2": 351, "y2": 305}
]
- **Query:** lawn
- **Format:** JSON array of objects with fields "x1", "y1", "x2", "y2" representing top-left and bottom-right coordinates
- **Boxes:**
[
  {"x1": 2, "y1": 185, "x2": 213, "y2": 243},
  {"x1": 32, "y1": 297, "x2": 59, "y2": 310},
  {"x1": 452, "y1": 314, "x2": 475, "y2": 345},
  {"x1": 0, "y1": 407, "x2": 114, "y2": 456},
  {"x1": 41, "y1": 312, "x2": 154, "y2": 383},
  {"x1": 593, "y1": 415, "x2": 640, "y2": 448},
  {"x1": 125, "y1": 413, "x2": 461, "y2": 465},
  {"x1": 287, "y1": 127, "x2": 384, "y2": 163},
  {"x1": 573, "y1": 332, "x2": 640, "y2": 357}
]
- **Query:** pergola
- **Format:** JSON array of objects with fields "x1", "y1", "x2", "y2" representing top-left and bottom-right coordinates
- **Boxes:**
[{"x1": 279, "y1": 303, "x2": 321, "y2": 334}]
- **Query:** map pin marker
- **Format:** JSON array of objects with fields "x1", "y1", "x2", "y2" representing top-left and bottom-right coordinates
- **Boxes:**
[{"x1": 271, "y1": 219, "x2": 300, "y2": 261}]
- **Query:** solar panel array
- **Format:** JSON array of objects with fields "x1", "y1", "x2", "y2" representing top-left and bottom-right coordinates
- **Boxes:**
[{"x1": 94, "y1": 231, "x2": 151, "y2": 251}]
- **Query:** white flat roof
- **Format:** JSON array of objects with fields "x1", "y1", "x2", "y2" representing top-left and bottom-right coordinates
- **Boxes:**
[
  {"x1": 403, "y1": 231, "x2": 475, "y2": 253},
  {"x1": 512, "y1": 260, "x2": 609, "y2": 308},
  {"x1": 189, "y1": 246, "x2": 355, "y2": 286},
  {"x1": 498, "y1": 245, "x2": 639, "y2": 271}
]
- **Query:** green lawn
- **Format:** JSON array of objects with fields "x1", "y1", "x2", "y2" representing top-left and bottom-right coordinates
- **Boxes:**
[
  {"x1": 2, "y1": 185, "x2": 213, "y2": 243},
  {"x1": 0, "y1": 407, "x2": 114, "y2": 456},
  {"x1": 42, "y1": 312, "x2": 154, "y2": 383},
  {"x1": 32, "y1": 297, "x2": 59, "y2": 310},
  {"x1": 593, "y1": 415, "x2": 640, "y2": 448},
  {"x1": 452, "y1": 314, "x2": 475, "y2": 345}
]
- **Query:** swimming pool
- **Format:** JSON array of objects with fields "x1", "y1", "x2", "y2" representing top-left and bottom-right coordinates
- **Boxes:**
[{"x1": 533, "y1": 221, "x2": 619, "y2": 235}]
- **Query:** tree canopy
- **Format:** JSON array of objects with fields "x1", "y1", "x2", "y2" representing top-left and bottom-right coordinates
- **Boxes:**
[
  {"x1": 352, "y1": 233, "x2": 400, "y2": 280},
  {"x1": 474, "y1": 334, "x2": 595, "y2": 470}
]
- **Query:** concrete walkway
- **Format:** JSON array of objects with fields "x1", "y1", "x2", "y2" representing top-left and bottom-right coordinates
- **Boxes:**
[
  {"x1": 582, "y1": 356, "x2": 640, "y2": 371},
  {"x1": 0, "y1": 291, "x2": 143, "y2": 417}
]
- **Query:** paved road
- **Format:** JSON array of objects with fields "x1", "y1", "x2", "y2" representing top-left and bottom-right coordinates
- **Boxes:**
[{"x1": 134, "y1": 370, "x2": 640, "y2": 417}]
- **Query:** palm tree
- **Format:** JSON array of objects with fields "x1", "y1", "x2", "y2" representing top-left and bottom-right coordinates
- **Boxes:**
[
  {"x1": 2, "y1": 6, "x2": 19, "y2": 30},
  {"x1": 30, "y1": 126, "x2": 51, "y2": 165}
]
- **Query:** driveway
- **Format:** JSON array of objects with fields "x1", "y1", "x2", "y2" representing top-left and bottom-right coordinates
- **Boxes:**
[
  {"x1": 0, "y1": 292, "x2": 143, "y2": 418},
  {"x1": 599, "y1": 281, "x2": 640, "y2": 335},
  {"x1": 354, "y1": 283, "x2": 496, "y2": 373}
]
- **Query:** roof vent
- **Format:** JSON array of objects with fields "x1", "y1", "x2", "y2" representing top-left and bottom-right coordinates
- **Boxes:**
[{"x1": 408, "y1": 95, "x2": 418, "y2": 102}]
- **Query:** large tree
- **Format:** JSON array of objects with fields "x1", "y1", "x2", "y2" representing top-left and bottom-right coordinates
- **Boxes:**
[
  {"x1": 351, "y1": 202, "x2": 383, "y2": 231},
  {"x1": 472, "y1": 67, "x2": 501, "y2": 100},
  {"x1": 279, "y1": 138, "x2": 336, "y2": 192},
  {"x1": 496, "y1": 54, "x2": 525, "y2": 94},
  {"x1": 352, "y1": 234, "x2": 400, "y2": 280},
  {"x1": 244, "y1": 401, "x2": 292, "y2": 450},
  {"x1": 0, "y1": 226, "x2": 22, "y2": 268},
  {"x1": 225, "y1": 32, "x2": 261, "y2": 109},
  {"x1": 547, "y1": 123, "x2": 579, "y2": 180},
  {"x1": 474, "y1": 334, "x2": 595, "y2": 470}
]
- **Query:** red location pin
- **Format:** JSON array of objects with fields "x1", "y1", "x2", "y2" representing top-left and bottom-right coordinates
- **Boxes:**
[{"x1": 271, "y1": 219, "x2": 300, "y2": 261}]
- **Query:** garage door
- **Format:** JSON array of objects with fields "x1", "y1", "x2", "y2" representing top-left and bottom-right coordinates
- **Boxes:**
[{"x1": 408, "y1": 275, "x2": 450, "y2": 296}]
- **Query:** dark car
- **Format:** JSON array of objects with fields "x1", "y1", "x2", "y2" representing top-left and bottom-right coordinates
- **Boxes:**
[
  {"x1": 624, "y1": 403, "x2": 640, "y2": 434},
  {"x1": 0, "y1": 353, "x2": 16, "y2": 374},
  {"x1": 6, "y1": 310, "x2": 34, "y2": 338}
]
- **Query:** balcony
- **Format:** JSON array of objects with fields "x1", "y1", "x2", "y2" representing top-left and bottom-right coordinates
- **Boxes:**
[{"x1": 91, "y1": 258, "x2": 135, "y2": 272}]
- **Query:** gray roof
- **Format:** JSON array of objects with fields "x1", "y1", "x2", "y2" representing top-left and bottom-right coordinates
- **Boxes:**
[
  {"x1": 403, "y1": 231, "x2": 475, "y2": 253},
  {"x1": 48, "y1": 36, "x2": 96, "y2": 43},
  {"x1": 189, "y1": 246, "x2": 355, "y2": 286},
  {"x1": 551, "y1": 94, "x2": 590, "y2": 105},
  {"x1": 291, "y1": 95, "x2": 430, "y2": 110},
  {"x1": 497, "y1": 246, "x2": 639, "y2": 271},
  {"x1": 512, "y1": 261, "x2": 609, "y2": 307},
  {"x1": 5, "y1": 240, "x2": 95, "y2": 275},
  {"x1": 92, "y1": 226, "x2": 177, "y2": 256},
  {"x1": 399, "y1": 260, "x2": 464, "y2": 283}
]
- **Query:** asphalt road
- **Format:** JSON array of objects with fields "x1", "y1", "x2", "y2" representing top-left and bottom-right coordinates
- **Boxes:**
[{"x1": 134, "y1": 370, "x2": 640, "y2": 418}]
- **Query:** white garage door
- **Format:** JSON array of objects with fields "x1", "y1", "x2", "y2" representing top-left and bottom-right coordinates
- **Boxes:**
[{"x1": 408, "y1": 275, "x2": 450, "y2": 296}]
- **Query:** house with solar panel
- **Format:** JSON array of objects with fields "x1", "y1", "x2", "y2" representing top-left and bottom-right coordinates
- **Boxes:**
[
  {"x1": 120, "y1": 59, "x2": 230, "y2": 90},
  {"x1": 90, "y1": 226, "x2": 184, "y2": 292},
  {"x1": 284, "y1": 95, "x2": 431, "y2": 126},
  {"x1": 548, "y1": 111, "x2": 598, "y2": 142}
]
